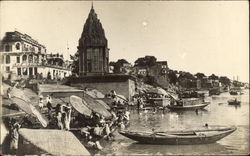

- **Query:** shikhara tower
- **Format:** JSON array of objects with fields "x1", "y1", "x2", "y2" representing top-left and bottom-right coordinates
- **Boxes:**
[{"x1": 78, "y1": 4, "x2": 109, "y2": 76}]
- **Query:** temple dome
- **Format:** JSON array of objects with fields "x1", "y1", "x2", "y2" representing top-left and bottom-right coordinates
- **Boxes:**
[{"x1": 79, "y1": 6, "x2": 107, "y2": 48}]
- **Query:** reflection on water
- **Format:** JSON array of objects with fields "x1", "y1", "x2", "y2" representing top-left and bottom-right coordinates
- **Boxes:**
[{"x1": 100, "y1": 90, "x2": 249, "y2": 155}]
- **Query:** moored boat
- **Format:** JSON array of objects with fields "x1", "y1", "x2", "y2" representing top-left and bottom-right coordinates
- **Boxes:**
[
  {"x1": 229, "y1": 87, "x2": 243, "y2": 95},
  {"x1": 209, "y1": 88, "x2": 221, "y2": 96},
  {"x1": 229, "y1": 90, "x2": 239, "y2": 95},
  {"x1": 166, "y1": 98, "x2": 210, "y2": 110},
  {"x1": 228, "y1": 99, "x2": 241, "y2": 105},
  {"x1": 119, "y1": 126, "x2": 236, "y2": 145}
]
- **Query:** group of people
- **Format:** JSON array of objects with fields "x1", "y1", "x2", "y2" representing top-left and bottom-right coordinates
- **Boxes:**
[
  {"x1": 107, "y1": 90, "x2": 128, "y2": 106},
  {"x1": 6, "y1": 86, "x2": 132, "y2": 152},
  {"x1": 73, "y1": 107, "x2": 130, "y2": 150},
  {"x1": 55, "y1": 103, "x2": 72, "y2": 130},
  {"x1": 38, "y1": 94, "x2": 72, "y2": 130},
  {"x1": 135, "y1": 95, "x2": 146, "y2": 110},
  {"x1": 38, "y1": 95, "x2": 52, "y2": 110}
]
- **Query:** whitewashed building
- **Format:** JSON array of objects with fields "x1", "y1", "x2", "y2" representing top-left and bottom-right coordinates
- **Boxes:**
[{"x1": 0, "y1": 31, "x2": 71, "y2": 80}]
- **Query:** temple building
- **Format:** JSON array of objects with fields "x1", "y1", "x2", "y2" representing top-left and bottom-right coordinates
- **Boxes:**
[
  {"x1": 78, "y1": 5, "x2": 109, "y2": 76},
  {"x1": 0, "y1": 31, "x2": 72, "y2": 80},
  {"x1": 70, "y1": 5, "x2": 136, "y2": 101}
]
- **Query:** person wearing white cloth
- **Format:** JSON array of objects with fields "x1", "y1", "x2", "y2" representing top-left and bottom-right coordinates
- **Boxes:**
[{"x1": 38, "y1": 95, "x2": 44, "y2": 109}]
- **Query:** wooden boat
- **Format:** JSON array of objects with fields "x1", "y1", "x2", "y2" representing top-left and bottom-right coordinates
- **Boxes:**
[
  {"x1": 228, "y1": 99, "x2": 241, "y2": 105},
  {"x1": 229, "y1": 87, "x2": 243, "y2": 95},
  {"x1": 119, "y1": 126, "x2": 236, "y2": 145},
  {"x1": 166, "y1": 102, "x2": 209, "y2": 110},
  {"x1": 166, "y1": 98, "x2": 210, "y2": 110},
  {"x1": 229, "y1": 91, "x2": 238, "y2": 95},
  {"x1": 209, "y1": 89, "x2": 220, "y2": 96}
]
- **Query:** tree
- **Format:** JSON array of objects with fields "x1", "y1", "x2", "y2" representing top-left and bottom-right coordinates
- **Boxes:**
[
  {"x1": 70, "y1": 51, "x2": 79, "y2": 75},
  {"x1": 134, "y1": 56, "x2": 157, "y2": 67},
  {"x1": 208, "y1": 74, "x2": 219, "y2": 80},
  {"x1": 178, "y1": 72, "x2": 195, "y2": 80},
  {"x1": 168, "y1": 70, "x2": 178, "y2": 84},
  {"x1": 109, "y1": 61, "x2": 116, "y2": 66},
  {"x1": 109, "y1": 59, "x2": 129, "y2": 74},
  {"x1": 195, "y1": 72, "x2": 206, "y2": 79},
  {"x1": 219, "y1": 76, "x2": 231, "y2": 86},
  {"x1": 117, "y1": 59, "x2": 128, "y2": 65}
]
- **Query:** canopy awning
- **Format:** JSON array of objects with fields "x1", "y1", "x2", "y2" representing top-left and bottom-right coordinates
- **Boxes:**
[
  {"x1": 70, "y1": 95, "x2": 92, "y2": 117},
  {"x1": 10, "y1": 97, "x2": 48, "y2": 127},
  {"x1": 11, "y1": 97, "x2": 33, "y2": 115},
  {"x1": 95, "y1": 99, "x2": 111, "y2": 110},
  {"x1": 82, "y1": 94, "x2": 111, "y2": 118},
  {"x1": 19, "y1": 128, "x2": 90, "y2": 155},
  {"x1": 10, "y1": 88, "x2": 30, "y2": 102}
]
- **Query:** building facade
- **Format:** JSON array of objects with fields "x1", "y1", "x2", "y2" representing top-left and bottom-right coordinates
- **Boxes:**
[
  {"x1": 70, "y1": 75, "x2": 136, "y2": 101},
  {"x1": 0, "y1": 31, "x2": 71, "y2": 80},
  {"x1": 78, "y1": 5, "x2": 109, "y2": 76},
  {"x1": 134, "y1": 61, "x2": 169, "y2": 88}
]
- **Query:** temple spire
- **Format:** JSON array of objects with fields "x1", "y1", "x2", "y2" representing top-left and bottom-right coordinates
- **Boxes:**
[{"x1": 91, "y1": 1, "x2": 94, "y2": 10}]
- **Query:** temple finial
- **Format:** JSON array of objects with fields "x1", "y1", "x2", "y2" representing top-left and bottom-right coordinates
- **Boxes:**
[{"x1": 91, "y1": 1, "x2": 94, "y2": 10}]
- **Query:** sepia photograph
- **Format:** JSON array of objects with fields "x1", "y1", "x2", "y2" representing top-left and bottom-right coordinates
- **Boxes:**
[{"x1": 0, "y1": 0, "x2": 249, "y2": 155}]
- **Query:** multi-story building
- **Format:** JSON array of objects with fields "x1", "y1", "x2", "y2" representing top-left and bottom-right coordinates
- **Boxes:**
[
  {"x1": 0, "y1": 31, "x2": 71, "y2": 80},
  {"x1": 134, "y1": 61, "x2": 169, "y2": 88}
]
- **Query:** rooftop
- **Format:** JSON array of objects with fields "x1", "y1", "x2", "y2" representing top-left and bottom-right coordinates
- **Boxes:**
[
  {"x1": 78, "y1": 5, "x2": 107, "y2": 48},
  {"x1": 2, "y1": 31, "x2": 46, "y2": 48}
]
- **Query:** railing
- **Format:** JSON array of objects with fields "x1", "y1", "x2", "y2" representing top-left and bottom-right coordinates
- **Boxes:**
[{"x1": 13, "y1": 62, "x2": 71, "y2": 70}]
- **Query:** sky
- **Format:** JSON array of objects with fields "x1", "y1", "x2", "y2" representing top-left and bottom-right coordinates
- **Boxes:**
[{"x1": 0, "y1": 1, "x2": 249, "y2": 82}]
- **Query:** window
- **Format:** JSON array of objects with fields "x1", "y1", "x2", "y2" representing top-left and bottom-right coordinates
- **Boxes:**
[
  {"x1": 17, "y1": 68, "x2": 21, "y2": 75},
  {"x1": 17, "y1": 56, "x2": 20, "y2": 63},
  {"x1": 87, "y1": 60, "x2": 92, "y2": 72},
  {"x1": 162, "y1": 65, "x2": 167, "y2": 69},
  {"x1": 34, "y1": 55, "x2": 38, "y2": 63},
  {"x1": 5, "y1": 45, "x2": 10, "y2": 52},
  {"x1": 16, "y1": 43, "x2": 20, "y2": 50},
  {"x1": 29, "y1": 68, "x2": 33, "y2": 75},
  {"x1": 28, "y1": 55, "x2": 33, "y2": 63},
  {"x1": 2, "y1": 55, "x2": 4, "y2": 63},
  {"x1": 6, "y1": 55, "x2": 10, "y2": 64},
  {"x1": 6, "y1": 66, "x2": 10, "y2": 72},
  {"x1": 22, "y1": 55, "x2": 27, "y2": 62},
  {"x1": 34, "y1": 67, "x2": 37, "y2": 75},
  {"x1": 23, "y1": 68, "x2": 27, "y2": 75}
]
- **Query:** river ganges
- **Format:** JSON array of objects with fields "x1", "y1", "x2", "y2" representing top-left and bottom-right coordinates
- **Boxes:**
[{"x1": 99, "y1": 89, "x2": 249, "y2": 155}]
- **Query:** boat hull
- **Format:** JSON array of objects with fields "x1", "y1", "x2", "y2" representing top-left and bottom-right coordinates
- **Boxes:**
[
  {"x1": 166, "y1": 103, "x2": 209, "y2": 110},
  {"x1": 119, "y1": 127, "x2": 236, "y2": 145},
  {"x1": 228, "y1": 102, "x2": 241, "y2": 105},
  {"x1": 229, "y1": 92, "x2": 238, "y2": 95}
]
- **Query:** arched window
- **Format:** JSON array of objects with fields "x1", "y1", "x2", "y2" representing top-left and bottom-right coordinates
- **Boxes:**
[
  {"x1": 16, "y1": 43, "x2": 20, "y2": 50},
  {"x1": 34, "y1": 55, "x2": 38, "y2": 63},
  {"x1": 22, "y1": 55, "x2": 27, "y2": 62},
  {"x1": 6, "y1": 55, "x2": 10, "y2": 64},
  {"x1": 5, "y1": 45, "x2": 10, "y2": 52},
  {"x1": 28, "y1": 55, "x2": 33, "y2": 63}
]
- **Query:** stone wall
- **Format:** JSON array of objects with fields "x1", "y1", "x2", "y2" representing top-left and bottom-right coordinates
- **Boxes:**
[{"x1": 71, "y1": 80, "x2": 135, "y2": 101}]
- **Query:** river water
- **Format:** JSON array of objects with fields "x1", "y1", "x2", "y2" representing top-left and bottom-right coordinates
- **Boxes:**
[{"x1": 99, "y1": 89, "x2": 249, "y2": 155}]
